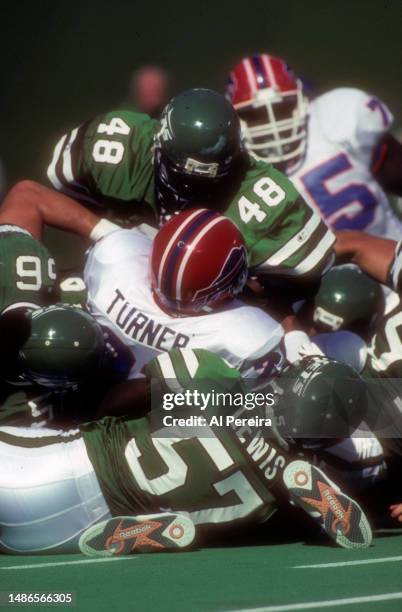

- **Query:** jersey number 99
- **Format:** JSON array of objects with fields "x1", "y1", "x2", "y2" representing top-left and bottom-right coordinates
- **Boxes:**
[{"x1": 16, "y1": 255, "x2": 56, "y2": 291}]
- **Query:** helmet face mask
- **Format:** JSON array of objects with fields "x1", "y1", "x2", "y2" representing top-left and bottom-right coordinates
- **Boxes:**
[
  {"x1": 227, "y1": 55, "x2": 308, "y2": 169},
  {"x1": 309, "y1": 264, "x2": 383, "y2": 335},
  {"x1": 154, "y1": 149, "x2": 228, "y2": 211},
  {"x1": 312, "y1": 306, "x2": 344, "y2": 332}
]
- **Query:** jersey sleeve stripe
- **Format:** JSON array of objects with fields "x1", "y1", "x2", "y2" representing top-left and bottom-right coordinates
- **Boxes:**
[
  {"x1": 47, "y1": 134, "x2": 67, "y2": 189},
  {"x1": 281, "y1": 229, "x2": 335, "y2": 276},
  {"x1": 179, "y1": 348, "x2": 199, "y2": 378},
  {"x1": 62, "y1": 127, "x2": 79, "y2": 183},
  {"x1": 0, "y1": 427, "x2": 81, "y2": 447},
  {"x1": 0, "y1": 225, "x2": 32, "y2": 237},
  {"x1": 263, "y1": 210, "x2": 322, "y2": 267},
  {"x1": 389, "y1": 240, "x2": 402, "y2": 292},
  {"x1": 48, "y1": 128, "x2": 82, "y2": 191},
  {"x1": 47, "y1": 126, "x2": 101, "y2": 205},
  {"x1": 154, "y1": 353, "x2": 183, "y2": 392}
]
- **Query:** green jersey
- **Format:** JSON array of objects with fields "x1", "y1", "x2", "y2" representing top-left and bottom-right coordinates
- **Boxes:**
[
  {"x1": 363, "y1": 244, "x2": 402, "y2": 450},
  {"x1": 0, "y1": 376, "x2": 115, "y2": 428},
  {"x1": 48, "y1": 110, "x2": 334, "y2": 277},
  {"x1": 0, "y1": 385, "x2": 54, "y2": 427},
  {"x1": 0, "y1": 225, "x2": 56, "y2": 312},
  {"x1": 81, "y1": 348, "x2": 287, "y2": 526},
  {"x1": 57, "y1": 272, "x2": 88, "y2": 309},
  {"x1": 366, "y1": 242, "x2": 402, "y2": 378}
]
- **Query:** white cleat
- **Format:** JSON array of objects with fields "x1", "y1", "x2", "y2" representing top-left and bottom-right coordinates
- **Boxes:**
[
  {"x1": 283, "y1": 460, "x2": 372, "y2": 549},
  {"x1": 79, "y1": 512, "x2": 195, "y2": 557}
]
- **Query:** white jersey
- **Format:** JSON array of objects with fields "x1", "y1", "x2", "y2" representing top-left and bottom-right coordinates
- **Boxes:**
[
  {"x1": 84, "y1": 229, "x2": 284, "y2": 379},
  {"x1": 289, "y1": 88, "x2": 402, "y2": 240}
]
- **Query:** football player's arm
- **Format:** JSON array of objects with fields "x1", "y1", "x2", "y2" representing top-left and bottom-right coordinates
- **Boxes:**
[
  {"x1": 335, "y1": 230, "x2": 396, "y2": 284},
  {"x1": 253, "y1": 201, "x2": 335, "y2": 284},
  {"x1": 372, "y1": 133, "x2": 402, "y2": 196},
  {"x1": 347, "y1": 90, "x2": 400, "y2": 191},
  {"x1": 0, "y1": 180, "x2": 118, "y2": 241},
  {"x1": 95, "y1": 378, "x2": 150, "y2": 418}
]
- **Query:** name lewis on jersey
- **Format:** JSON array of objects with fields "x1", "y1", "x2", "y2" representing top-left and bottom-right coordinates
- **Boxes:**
[
  {"x1": 107, "y1": 289, "x2": 190, "y2": 350},
  {"x1": 229, "y1": 406, "x2": 287, "y2": 483}
]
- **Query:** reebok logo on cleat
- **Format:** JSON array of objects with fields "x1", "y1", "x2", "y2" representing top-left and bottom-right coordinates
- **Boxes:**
[
  {"x1": 322, "y1": 488, "x2": 346, "y2": 520},
  {"x1": 106, "y1": 520, "x2": 165, "y2": 552},
  {"x1": 301, "y1": 481, "x2": 351, "y2": 528},
  {"x1": 117, "y1": 523, "x2": 159, "y2": 539}
]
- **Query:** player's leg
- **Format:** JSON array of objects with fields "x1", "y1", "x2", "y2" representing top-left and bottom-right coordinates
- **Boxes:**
[
  {"x1": 316, "y1": 435, "x2": 386, "y2": 494},
  {"x1": 0, "y1": 426, "x2": 111, "y2": 554}
]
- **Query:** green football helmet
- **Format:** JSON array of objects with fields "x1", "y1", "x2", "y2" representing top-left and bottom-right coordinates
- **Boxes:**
[
  {"x1": 310, "y1": 265, "x2": 382, "y2": 333},
  {"x1": 16, "y1": 305, "x2": 106, "y2": 389},
  {"x1": 154, "y1": 88, "x2": 243, "y2": 211},
  {"x1": 271, "y1": 355, "x2": 367, "y2": 448}
]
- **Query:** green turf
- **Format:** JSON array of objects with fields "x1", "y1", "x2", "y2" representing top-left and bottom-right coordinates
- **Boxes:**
[{"x1": 1, "y1": 532, "x2": 402, "y2": 612}]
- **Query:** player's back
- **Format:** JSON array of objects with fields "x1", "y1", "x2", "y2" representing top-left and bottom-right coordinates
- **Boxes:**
[
  {"x1": 0, "y1": 225, "x2": 56, "y2": 312},
  {"x1": 289, "y1": 88, "x2": 400, "y2": 238},
  {"x1": 47, "y1": 110, "x2": 159, "y2": 226},
  {"x1": 47, "y1": 107, "x2": 334, "y2": 280},
  {"x1": 81, "y1": 349, "x2": 281, "y2": 524},
  {"x1": 84, "y1": 229, "x2": 284, "y2": 378}
]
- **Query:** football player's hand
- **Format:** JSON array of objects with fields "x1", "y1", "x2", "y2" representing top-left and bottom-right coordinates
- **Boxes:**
[
  {"x1": 389, "y1": 503, "x2": 402, "y2": 523},
  {"x1": 284, "y1": 330, "x2": 324, "y2": 364}
]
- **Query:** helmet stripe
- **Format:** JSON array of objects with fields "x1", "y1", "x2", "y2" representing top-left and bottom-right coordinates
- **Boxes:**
[
  {"x1": 163, "y1": 210, "x2": 217, "y2": 298},
  {"x1": 175, "y1": 216, "x2": 227, "y2": 301},
  {"x1": 262, "y1": 54, "x2": 277, "y2": 88},
  {"x1": 157, "y1": 209, "x2": 205, "y2": 289},
  {"x1": 243, "y1": 58, "x2": 258, "y2": 93},
  {"x1": 251, "y1": 55, "x2": 269, "y2": 89}
]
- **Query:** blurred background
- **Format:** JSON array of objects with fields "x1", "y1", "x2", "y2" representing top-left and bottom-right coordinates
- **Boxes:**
[{"x1": 1, "y1": 0, "x2": 402, "y2": 264}]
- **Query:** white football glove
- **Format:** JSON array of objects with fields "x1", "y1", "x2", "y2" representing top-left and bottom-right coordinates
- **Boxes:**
[{"x1": 284, "y1": 330, "x2": 324, "y2": 364}]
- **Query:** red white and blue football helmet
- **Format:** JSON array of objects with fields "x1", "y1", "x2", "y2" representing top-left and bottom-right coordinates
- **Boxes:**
[
  {"x1": 226, "y1": 54, "x2": 308, "y2": 168},
  {"x1": 151, "y1": 208, "x2": 248, "y2": 316}
]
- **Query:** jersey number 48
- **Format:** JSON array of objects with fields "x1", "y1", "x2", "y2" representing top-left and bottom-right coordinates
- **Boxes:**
[
  {"x1": 238, "y1": 177, "x2": 285, "y2": 223},
  {"x1": 92, "y1": 118, "x2": 131, "y2": 165}
]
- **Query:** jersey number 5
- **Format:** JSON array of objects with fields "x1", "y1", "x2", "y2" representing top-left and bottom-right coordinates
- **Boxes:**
[
  {"x1": 370, "y1": 310, "x2": 402, "y2": 373},
  {"x1": 125, "y1": 432, "x2": 265, "y2": 524},
  {"x1": 300, "y1": 153, "x2": 377, "y2": 230}
]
